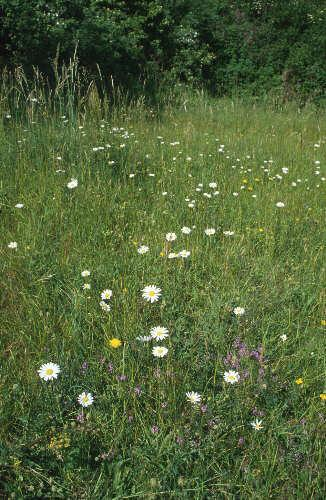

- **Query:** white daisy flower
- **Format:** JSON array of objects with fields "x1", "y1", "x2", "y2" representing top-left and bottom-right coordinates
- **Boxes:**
[
  {"x1": 150, "y1": 326, "x2": 169, "y2": 341},
  {"x1": 178, "y1": 250, "x2": 190, "y2": 258},
  {"x1": 152, "y1": 346, "x2": 168, "y2": 358},
  {"x1": 81, "y1": 270, "x2": 90, "y2": 277},
  {"x1": 38, "y1": 362, "x2": 60, "y2": 381},
  {"x1": 136, "y1": 335, "x2": 152, "y2": 342},
  {"x1": 223, "y1": 231, "x2": 234, "y2": 236},
  {"x1": 204, "y1": 228, "x2": 215, "y2": 236},
  {"x1": 186, "y1": 391, "x2": 202, "y2": 404},
  {"x1": 280, "y1": 334, "x2": 287, "y2": 342},
  {"x1": 78, "y1": 392, "x2": 94, "y2": 407},
  {"x1": 250, "y1": 419, "x2": 263, "y2": 430},
  {"x1": 233, "y1": 307, "x2": 245, "y2": 316},
  {"x1": 82, "y1": 283, "x2": 91, "y2": 290},
  {"x1": 8, "y1": 241, "x2": 18, "y2": 249},
  {"x1": 142, "y1": 285, "x2": 161, "y2": 303},
  {"x1": 67, "y1": 178, "x2": 78, "y2": 189},
  {"x1": 15, "y1": 203, "x2": 24, "y2": 208},
  {"x1": 137, "y1": 245, "x2": 149, "y2": 254},
  {"x1": 223, "y1": 370, "x2": 240, "y2": 384},
  {"x1": 209, "y1": 182, "x2": 217, "y2": 188},
  {"x1": 166, "y1": 232, "x2": 177, "y2": 242},
  {"x1": 101, "y1": 289, "x2": 112, "y2": 300},
  {"x1": 181, "y1": 226, "x2": 191, "y2": 234},
  {"x1": 276, "y1": 201, "x2": 285, "y2": 208},
  {"x1": 168, "y1": 252, "x2": 178, "y2": 259},
  {"x1": 99, "y1": 301, "x2": 111, "y2": 312}
]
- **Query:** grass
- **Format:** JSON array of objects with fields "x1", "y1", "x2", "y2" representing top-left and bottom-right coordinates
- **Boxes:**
[{"x1": 0, "y1": 79, "x2": 325, "y2": 498}]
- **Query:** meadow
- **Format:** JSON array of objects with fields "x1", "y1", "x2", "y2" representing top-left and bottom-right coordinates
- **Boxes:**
[{"x1": 0, "y1": 80, "x2": 325, "y2": 498}]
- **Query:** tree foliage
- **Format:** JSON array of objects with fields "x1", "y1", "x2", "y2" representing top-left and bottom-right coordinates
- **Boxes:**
[{"x1": 1, "y1": 0, "x2": 325, "y2": 99}]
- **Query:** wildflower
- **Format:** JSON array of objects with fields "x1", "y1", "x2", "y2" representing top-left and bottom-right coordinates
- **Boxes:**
[
  {"x1": 137, "y1": 245, "x2": 149, "y2": 254},
  {"x1": 8, "y1": 242, "x2": 18, "y2": 249},
  {"x1": 233, "y1": 307, "x2": 245, "y2": 316},
  {"x1": 204, "y1": 228, "x2": 215, "y2": 236},
  {"x1": 166, "y1": 232, "x2": 177, "y2": 242},
  {"x1": 295, "y1": 378, "x2": 303, "y2": 385},
  {"x1": 101, "y1": 289, "x2": 112, "y2": 300},
  {"x1": 168, "y1": 252, "x2": 178, "y2": 259},
  {"x1": 276, "y1": 202, "x2": 285, "y2": 208},
  {"x1": 321, "y1": 320, "x2": 326, "y2": 326},
  {"x1": 67, "y1": 178, "x2": 78, "y2": 189},
  {"x1": 152, "y1": 346, "x2": 168, "y2": 358},
  {"x1": 223, "y1": 370, "x2": 240, "y2": 384},
  {"x1": 209, "y1": 182, "x2": 217, "y2": 188},
  {"x1": 81, "y1": 270, "x2": 90, "y2": 277},
  {"x1": 100, "y1": 301, "x2": 111, "y2": 312},
  {"x1": 82, "y1": 283, "x2": 91, "y2": 290},
  {"x1": 150, "y1": 326, "x2": 169, "y2": 341},
  {"x1": 38, "y1": 362, "x2": 60, "y2": 381},
  {"x1": 280, "y1": 334, "x2": 287, "y2": 342},
  {"x1": 78, "y1": 392, "x2": 94, "y2": 407},
  {"x1": 181, "y1": 226, "x2": 191, "y2": 234},
  {"x1": 142, "y1": 285, "x2": 161, "y2": 303},
  {"x1": 320, "y1": 394, "x2": 326, "y2": 400},
  {"x1": 15, "y1": 203, "x2": 24, "y2": 208},
  {"x1": 109, "y1": 338, "x2": 122, "y2": 348},
  {"x1": 223, "y1": 231, "x2": 234, "y2": 236},
  {"x1": 178, "y1": 250, "x2": 190, "y2": 258},
  {"x1": 250, "y1": 419, "x2": 263, "y2": 430},
  {"x1": 151, "y1": 425, "x2": 159, "y2": 434},
  {"x1": 136, "y1": 335, "x2": 152, "y2": 342},
  {"x1": 186, "y1": 392, "x2": 201, "y2": 405}
]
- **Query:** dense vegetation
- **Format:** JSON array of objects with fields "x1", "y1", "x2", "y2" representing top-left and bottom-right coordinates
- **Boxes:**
[
  {"x1": 1, "y1": 0, "x2": 326, "y2": 101},
  {"x1": 0, "y1": 76, "x2": 325, "y2": 497}
]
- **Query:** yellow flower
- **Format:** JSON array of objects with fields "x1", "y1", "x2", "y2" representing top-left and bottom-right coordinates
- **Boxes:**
[
  {"x1": 320, "y1": 393, "x2": 326, "y2": 400},
  {"x1": 248, "y1": 186, "x2": 253, "y2": 191},
  {"x1": 258, "y1": 228, "x2": 264, "y2": 233},
  {"x1": 159, "y1": 251, "x2": 165, "y2": 257},
  {"x1": 295, "y1": 378, "x2": 303, "y2": 385},
  {"x1": 109, "y1": 338, "x2": 122, "y2": 348},
  {"x1": 242, "y1": 179, "x2": 248, "y2": 184},
  {"x1": 321, "y1": 320, "x2": 326, "y2": 326}
]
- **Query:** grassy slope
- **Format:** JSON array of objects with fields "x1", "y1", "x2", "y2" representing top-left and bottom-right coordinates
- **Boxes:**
[{"x1": 0, "y1": 95, "x2": 325, "y2": 498}]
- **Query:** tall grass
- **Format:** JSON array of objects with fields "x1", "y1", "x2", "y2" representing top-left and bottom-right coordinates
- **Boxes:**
[{"x1": 0, "y1": 65, "x2": 325, "y2": 498}]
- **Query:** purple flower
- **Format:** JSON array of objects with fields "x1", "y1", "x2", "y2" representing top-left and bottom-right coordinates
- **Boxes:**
[
  {"x1": 238, "y1": 437, "x2": 245, "y2": 446},
  {"x1": 151, "y1": 425, "x2": 159, "y2": 434},
  {"x1": 76, "y1": 412, "x2": 84, "y2": 423},
  {"x1": 81, "y1": 361, "x2": 88, "y2": 374},
  {"x1": 200, "y1": 405, "x2": 208, "y2": 413},
  {"x1": 117, "y1": 374, "x2": 127, "y2": 382},
  {"x1": 176, "y1": 435, "x2": 184, "y2": 445},
  {"x1": 107, "y1": 362, "x2": 114, "y2": 373},
  {"x1": 134, "y1": 386, "x2": 142, "y2": 395}
]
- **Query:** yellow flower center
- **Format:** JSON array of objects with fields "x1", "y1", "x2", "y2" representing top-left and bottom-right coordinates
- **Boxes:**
[
  {"x1": 149, "y1": 290, "x2": 155, "y2": 297},
  {"x1": 46, "y1": 368, "x2": 54, "y2": 375}
]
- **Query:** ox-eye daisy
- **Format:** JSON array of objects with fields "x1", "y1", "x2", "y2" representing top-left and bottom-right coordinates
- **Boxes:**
[
  {"x1": 137, "y1": 245, "x2": 149, "y2": 254},
  {"x1": 250, "y1": 419, "x2": 263, "y2": 430},
  {"x1": 233, "y1": 307, "x2": 245, "y2": 316},
  {"x1": 204, "y1": 228, "x2": 215, "y2": 236},
  {"x1": 100, "y1": 301, "x2": 111, "y2": 312},
  {"x1": 152, "y1": 346, "x2": 168, "y2": 358},
  {"x1": 150, "y1": 326, "x2": 169, "y2": 341},
  {"x1": 38, "y1": 362, "x2": 60, "y2": 381},
  {"x1": 78, "y1": 392, "x2": 94, "y2": 407},
  {"x1": 101, "y1": 289, "x2": 112, "y2": 300},
  {"x1": 166, "y1": 232, "x2": 177, "y2": 242},
  {"x1": 223, "y1": 370, "x2": 240, "y2": 384},
  {"x1": 178, "y1": 250, "x2": 190, "y2": 258},
  {"x1": 142, "y1": 285, "x2": 161, "y2": 303},
  {"x1": 186, "y1": 392, "x2": 202, "y2": 405},
  {"x1": 181, "y1": 226, "x2": 191, "y2": 234},
  {"x1": 67, "y1": 178, "x2": 78, "y2": 189},
  {"x1": 81, "y1": 270, "x2": 90, "y2": 277}
]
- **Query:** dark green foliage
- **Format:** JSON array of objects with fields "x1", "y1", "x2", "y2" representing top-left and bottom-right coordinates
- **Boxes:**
[{"x1": 1, "y1": 0, "x2": 325, "y2": 99}]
